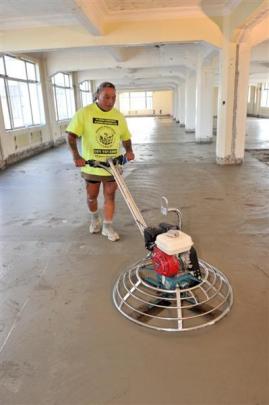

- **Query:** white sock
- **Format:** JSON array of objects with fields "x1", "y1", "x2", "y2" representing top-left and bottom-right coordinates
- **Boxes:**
[
  {"x1": 103, "y1": 221, "x2": 113, "y2": 228},
  {"x1": 90, "y1": 210, "x2": 99, "y2": 220}
]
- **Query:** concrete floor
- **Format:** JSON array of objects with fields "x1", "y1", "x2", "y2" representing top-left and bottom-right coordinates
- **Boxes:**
[{"x1": 0, "y1": 117, "x2": 268, "y2": 405}]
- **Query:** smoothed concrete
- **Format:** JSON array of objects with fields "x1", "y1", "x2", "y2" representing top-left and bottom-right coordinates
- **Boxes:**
[{"x1": 0, "y1": 116, "x2": 268, "y2": 405}]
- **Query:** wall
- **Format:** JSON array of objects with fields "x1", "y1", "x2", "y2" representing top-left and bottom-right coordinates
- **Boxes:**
[
  {"x1": 152, "y1": 91, "x2": 172, "y2": 115},
  {"x1": 0, "y1": 57, "x2": 70, "y2": 169},
  {"x1": 247, "y1": 84, "x2": 269, "y2": 118},
  {"x1": 212, "y1": 86, "x2": 219, "y2": 134},
  {"x1": 123, "y1": 90, "x2": 172, "y2": 117}
]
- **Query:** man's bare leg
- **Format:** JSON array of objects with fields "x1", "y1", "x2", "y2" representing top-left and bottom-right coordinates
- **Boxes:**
[
  {"x1": 86, "y1": 182, "x2": 101, "y2": 233},
  {"x1": 102, "y1": 181, "x2": 119, "y2": 241}
]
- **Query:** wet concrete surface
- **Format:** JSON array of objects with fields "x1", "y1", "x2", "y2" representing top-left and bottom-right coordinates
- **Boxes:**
[{"x1": 0, "y1": 116, "x2": 268, "y2": 405}]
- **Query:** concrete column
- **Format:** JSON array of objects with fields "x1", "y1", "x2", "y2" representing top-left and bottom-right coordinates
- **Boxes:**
[
  {"x1": 216, "y1": 40, "x2": 250, "y2": 164},
  {"x1": 40, "y1": 60, "x2": 55, "y2": 142},
  {"x1": 185, "y1": 73, "x2": 196, "y2": 132},
  {"x1": 195, "y1": 61, "x2": 214, "y2": 143},
  {"x1": 173, "y1": 88, "x2": 178, "y2": 121},
  {"x1": 254, "y1": 84, "x2": 262, "y2": 116},
  {"x1": 92, "y1": 80, "x2": 97, "y2": 96},
  {"x1": 178, "y1": 83, "x2": 185, "y2": 127},
  {"x1": 43, "y1": 63, "x2": 59, "y2": 138},
  {"x1": 0, "y1": 99, "x2": 6, "y2": 167},
  {"x1": 73, "y1": 72, "x2": 81, "y2": 110},
  {"x1": 175, "y1": 86, "x2": 180, "y2": 123}
]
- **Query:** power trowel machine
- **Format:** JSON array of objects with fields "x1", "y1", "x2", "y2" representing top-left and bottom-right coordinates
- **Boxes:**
[{"x1": 86, "y1": 156, "x2": 233, "y2": 332}]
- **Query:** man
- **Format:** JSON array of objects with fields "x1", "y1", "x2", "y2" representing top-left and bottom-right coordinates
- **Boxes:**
[{"x1": 66, "y1": 82, "x2": 135, "y2": 241}]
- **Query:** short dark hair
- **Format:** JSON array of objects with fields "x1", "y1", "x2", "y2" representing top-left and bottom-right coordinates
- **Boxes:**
[{"x1": 94, "y1": 82, "x2": 116, "y2": 101}]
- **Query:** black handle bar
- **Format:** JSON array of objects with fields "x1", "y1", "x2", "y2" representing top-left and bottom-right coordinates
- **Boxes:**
[{"x1": 85, "y1": 154, "x2": 127, "y2": 167}]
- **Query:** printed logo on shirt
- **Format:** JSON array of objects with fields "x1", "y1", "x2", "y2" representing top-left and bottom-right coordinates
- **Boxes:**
[
  {"x1": 93, "y1": 118, "x2": 118, "y2": 125},
  {"x1": 96, "y1": 126, "x2": 116, "y2": 147},
  {"x1": 94, "y1": 149, "x2": 117, "y2": 155}
]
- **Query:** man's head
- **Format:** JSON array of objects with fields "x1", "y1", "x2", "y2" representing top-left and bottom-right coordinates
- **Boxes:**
[{"x1": 95, "y1": 82, "x2": 116, "y2": 112}]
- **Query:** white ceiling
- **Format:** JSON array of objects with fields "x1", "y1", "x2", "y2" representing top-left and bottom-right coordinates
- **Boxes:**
[
  {"x1": 0, "y1": 0, "x2": 268, "y2": 89},
  {"x1": 0, "y1": 0, "x2": 243, "y2": 29}
]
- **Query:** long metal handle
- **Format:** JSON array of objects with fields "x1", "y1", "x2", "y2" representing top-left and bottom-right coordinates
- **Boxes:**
[{"x1": 107, "y1": 159, "x2": 147, "y2": 236}]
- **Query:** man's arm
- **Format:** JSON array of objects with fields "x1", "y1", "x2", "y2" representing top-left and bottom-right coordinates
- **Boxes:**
[
  {"x1": 67, "y1": 132, "x2": 85, "y2": 167},
  {"x1": 122, "y1": 139, "x2": 135, "y2": 161}
]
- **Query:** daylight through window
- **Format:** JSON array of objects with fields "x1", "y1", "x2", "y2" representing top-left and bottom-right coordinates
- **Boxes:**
[
  {"x1": 119, "y1": 91, "x2": 152, "y2": 114},
  {"x1": 261, "y1": 81, "x2": 269, "y2": 107},
  {"x1": 80, "y1": 81, "x2": 93, "y2": 107},
  {"x1": 52, "y1": 72, "x2": 75, "y2": 121},
  {"x1": 0, "y1": 55, "x2": 45, "y2": 130}
]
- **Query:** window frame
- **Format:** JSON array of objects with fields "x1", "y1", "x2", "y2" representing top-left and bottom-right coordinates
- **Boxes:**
[
  {"x1": 261, "y1": 81, "x2": 269, "y2": 108},
  {"x1": 119, "y1": 91, "x2": 153, "y2": 113},
  {"x1": 79, "y1": 80, "x2": 93, "y2": 107},
  {"x1": 0, "y1": 54, "x2": 45, "y2": 130},
  {"x1": 51, "y1": 72, "x2": 75, "y2": 121}
]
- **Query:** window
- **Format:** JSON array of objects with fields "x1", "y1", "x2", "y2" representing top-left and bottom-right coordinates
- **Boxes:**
[
  {"x1": 80, "y1": 81, "x2": 93, "y2": 107},
  {"x1": 248, "y1": 86, "x2": 251, "y2": 103},
  {"x1": 119, "y1": 92, "x2": 130, "y2": 114},
  {"x1": 261, "y1": 82, "x2": 269, "y2": 107},
  {"x1": 0, "y1": 55, "x2": 45, "y2": 130},
  {"x1": 119, "y1": 91, "x2": 153, "y2": 113},
  {"x1": 52, "y1": 72, "x2": 75, "y2": 121}
]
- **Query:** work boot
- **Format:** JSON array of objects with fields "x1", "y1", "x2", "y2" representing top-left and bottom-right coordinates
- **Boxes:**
[
  {"x1": 102, "y1": 222, "x2": 120, "y2": 242},
  {"x1": 89, "y1": 211, "x2": 101, "y2": 234}
]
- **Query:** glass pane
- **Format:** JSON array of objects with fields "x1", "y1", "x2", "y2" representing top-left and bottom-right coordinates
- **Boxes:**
[
  {"x1": 20, "y1": 82, "x2": 32, "y2": 125},
  {"x1": 66, "y1": 88, "x2": 75, "y2": 118},
  {"x1": 130, "y1": 92, "x2": 146, "y2": 110},
  {"x1": 80, "y1": 81, "x2": 89, "y2": 91},
  {"x1": 37, "y1": 85, "x2": 45, "y2": 124},
  {"x1": 261, "y1": 90, "x2": 268, "y2": 107},
  {"x1": 0, "y1": 57, "x2": 5, "y2": 75},
  {"x1": 248, "y1": 87, "x2": 251, "y2": 103},
  {"x1": 29, "y1": 83, "x2": 45, "y2": 125},
  {"x1": 26, "y1": 62, "x2": 36, "y2": 81},
  {"x1": 8, "y1": 80, "x2": 32, "y2": 127},
  {"x1": 54, "y1": 73, "x2": 65, "y2": 86},
  {"x1": 52, "y1": 88, "x2": 58, "y2": 120},
  {"x1": 64, "y1": 73, "x2": 72, "y2": 88},
  {"x1": 36, "y1": 65, "x2": 40, "y2": 82},
  {"x1": 63, "y1": 74, "x2": 68, "y2": 87},
  {"x1": 68, "y1": 75, "x2": 73, "y2": 88},
  {"x1": 56, "y1": 87, "x2": 68, "y2": 120},
  {"x1": 0, "y1": 78, "x2": 11, "y2": 129},
  {"x1": 5, "y1": 56, "x2": 26, "y2": 80},
  {"x1": 119, "y1": 92, "x2": 130, "y2": 113},
  {"x1": 81, "y1": 91, "x2": 93, "y2": 106},
  {"x1": 146, "y1": 94, "x2": 152, "y2": 109},
  {"x1": 81, "y1": 92, "x2": 87, "y2": 106}
]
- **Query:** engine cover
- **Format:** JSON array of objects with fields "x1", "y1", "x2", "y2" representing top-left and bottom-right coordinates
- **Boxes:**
[
  {"x1": 156, "y1": 230, "x2": 193, "y2": 255},
  {"x1": 152, "y1": 247, "x2": 180, "y2": 277}
]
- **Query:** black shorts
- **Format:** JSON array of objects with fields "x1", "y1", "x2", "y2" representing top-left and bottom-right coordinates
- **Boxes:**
[
  {"x1": 86, "y1": 179, "x2": 116, "y2": 184},
  {"x1": 81, "y1": 172, "x2": 115, "y2": 184}
]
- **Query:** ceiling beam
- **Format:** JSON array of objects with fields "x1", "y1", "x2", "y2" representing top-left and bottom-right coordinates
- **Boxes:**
[{"x1": 73, "y1": 0, "x2": 105, "y2": 36}]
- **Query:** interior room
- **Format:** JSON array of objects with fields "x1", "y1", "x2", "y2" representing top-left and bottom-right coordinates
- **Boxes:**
[{"x1": 0, "y1": 1, "x2": 268, "y2": 404}]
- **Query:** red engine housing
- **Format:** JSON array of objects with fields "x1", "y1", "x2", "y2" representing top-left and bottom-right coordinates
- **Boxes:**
[{"x1": 152, "y1": 247, "x2": 180, "y2": 277}]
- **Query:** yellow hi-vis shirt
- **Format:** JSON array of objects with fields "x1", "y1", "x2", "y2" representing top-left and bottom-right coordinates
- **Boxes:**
[{"x1": 66, "y1": 103, "x2": 131, "y2": 176}]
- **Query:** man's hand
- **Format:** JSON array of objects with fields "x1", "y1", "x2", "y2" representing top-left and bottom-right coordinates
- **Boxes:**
[
  {"x1": 67, "y1": 132, "x2": 85, "y2": 167},
  {"x1": 125, "y1": 151, "x2": 135, "y2": 161},
  {"x1": 73, "y1": 154, "x2": 86, "y2": 167},
  {"x1": 122, "y1": 140, "x2": 135, "y2": 161}
]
